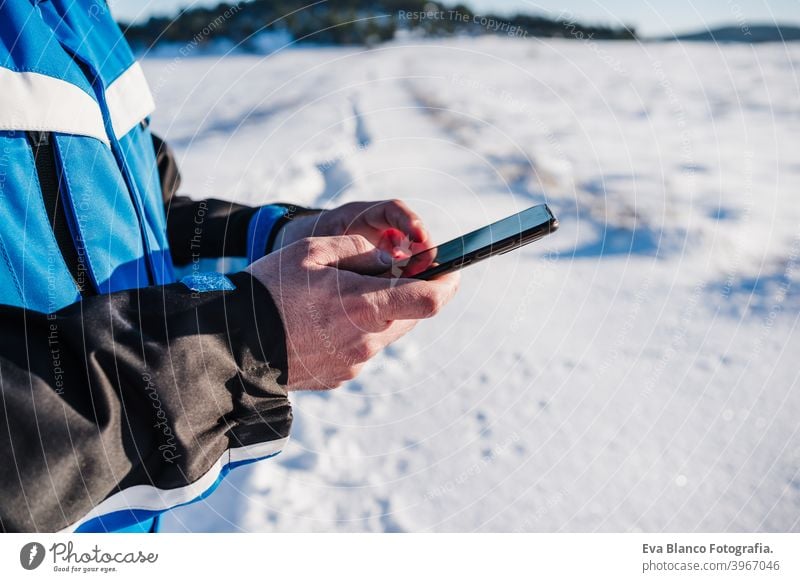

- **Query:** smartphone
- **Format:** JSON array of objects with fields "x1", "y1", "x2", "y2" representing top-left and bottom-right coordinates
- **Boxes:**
[{"x1": 398, "y1": 204, "x2": 559, "y2": 280}]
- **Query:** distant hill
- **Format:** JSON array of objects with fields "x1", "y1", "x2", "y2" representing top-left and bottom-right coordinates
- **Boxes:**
[
  {"x1": 665, "y1": 24, "x2": 800, "y2": 43},
  {"x1": 120, "y1": 0, "x2": 635, "y2": 52}
]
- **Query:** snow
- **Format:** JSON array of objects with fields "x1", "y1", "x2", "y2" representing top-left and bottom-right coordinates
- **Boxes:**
[{"x1": 143, "y1": 37, "x2": 800, "y2": 532}]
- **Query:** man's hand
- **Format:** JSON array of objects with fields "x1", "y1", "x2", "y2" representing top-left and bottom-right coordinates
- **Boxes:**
[
  {"x1": 246, "y1": 234, "x2": 459, "y2": 391},
  {"x1": 275, "y1": 200, "x2": 430, "y2": 261}
]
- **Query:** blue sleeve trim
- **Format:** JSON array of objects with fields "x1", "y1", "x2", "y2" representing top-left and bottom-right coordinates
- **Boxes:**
[
  {"x1": 180, "y1": 272, "x2": 236, "y2": 293},
  {"x1": 106, "y1": 516, "x2": 157, "y2": 533},
  {"x1": 73, "y1": 451, "x2": 281, "y2": 533},
  {"x1": 247, "y1": 204, "x2": 287, "y2": 263}
]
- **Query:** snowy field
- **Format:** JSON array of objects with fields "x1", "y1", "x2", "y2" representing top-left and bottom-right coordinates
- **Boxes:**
[{"x1": 143, "y1": 37, "x2": 800, "y2": 532}]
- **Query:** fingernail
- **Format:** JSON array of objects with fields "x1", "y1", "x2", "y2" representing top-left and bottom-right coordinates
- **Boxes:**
[{"x1": 378, "y1": 250, "x2": 393, "y2": 265}]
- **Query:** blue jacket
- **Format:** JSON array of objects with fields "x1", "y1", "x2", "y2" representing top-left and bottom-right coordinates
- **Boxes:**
[{"x1": 0, "y1": 0, "x2": 298, "y2": 532}]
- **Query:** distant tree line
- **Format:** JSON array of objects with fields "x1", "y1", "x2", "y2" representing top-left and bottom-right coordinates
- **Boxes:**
[{"x1": 120, "y1": 0, "x2": 636, "y2": 51}]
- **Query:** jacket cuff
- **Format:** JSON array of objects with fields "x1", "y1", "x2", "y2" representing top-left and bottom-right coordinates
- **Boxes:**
[
  {"x1": 246, "y1": 203, "x2": 324, "y2": 262},
  {"x1": 246, "y1": 204, "x2": 287, "y2": 264},
  {"x1": 225, "y1": 271, "x2": 288, "y2": 382},
  {"x1": 224, "y1": 271, "x2": 292, "y2": 447},
  {"x1": 264, "y1": 203, "x2": 324, "y2": 254}
]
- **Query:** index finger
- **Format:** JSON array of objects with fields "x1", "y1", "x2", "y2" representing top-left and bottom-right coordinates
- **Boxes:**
[{"x1": 361, "y1": 200, "x2": 429, "y2": 245}]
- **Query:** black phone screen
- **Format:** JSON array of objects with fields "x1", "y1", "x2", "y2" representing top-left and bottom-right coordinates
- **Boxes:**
[{"x1": 401, "y1": 204, "x2": 556, "y2": 278}]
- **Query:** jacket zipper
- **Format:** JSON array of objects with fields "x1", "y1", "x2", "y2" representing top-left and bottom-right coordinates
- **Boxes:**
[{"x1": 27, "y1": 131, "x2": 91, "y2": 296}]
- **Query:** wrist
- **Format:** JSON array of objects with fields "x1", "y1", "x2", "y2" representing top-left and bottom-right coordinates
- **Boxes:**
[
  {"x1": 273, "y1": 211, "x2": 325, "y2": 250},
  {"x1": 273, "y1": 215, "x2": 304, "y2": 250}
]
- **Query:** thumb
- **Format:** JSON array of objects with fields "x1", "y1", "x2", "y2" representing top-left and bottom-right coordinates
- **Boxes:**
[{"x1": 316, "y1": 235, "x2": 393, "y2": 275}]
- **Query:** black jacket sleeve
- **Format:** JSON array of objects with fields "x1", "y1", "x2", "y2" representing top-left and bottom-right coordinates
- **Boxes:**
[
  {"x1": 0, "y1": 271, "x2": 291, "y2": 532},
  {"x1": 153, "y1": 135, "x2": 318, "y2": 265},
  {"x1": 154, "y1": 133, "x2": 258, "y2": 265}
]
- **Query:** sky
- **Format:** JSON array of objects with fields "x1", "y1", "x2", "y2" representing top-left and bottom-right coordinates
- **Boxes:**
[{"x1": 111, "y1": 0, "x2": 800, "y2": 37}]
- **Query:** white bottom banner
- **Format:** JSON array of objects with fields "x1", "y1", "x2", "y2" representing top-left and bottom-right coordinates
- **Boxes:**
[{"x1": 1, "y1": 533, "x2": 797, "y2": 581}]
